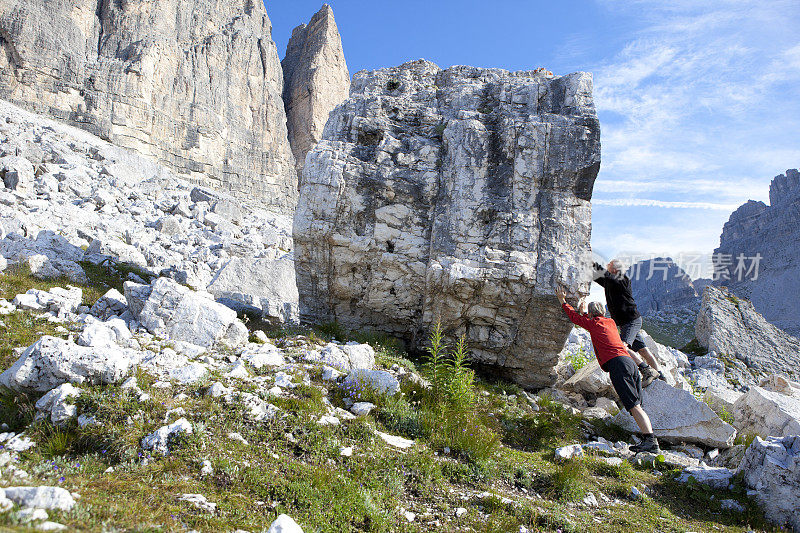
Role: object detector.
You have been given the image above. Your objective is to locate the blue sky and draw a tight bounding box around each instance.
[267,0,800,278]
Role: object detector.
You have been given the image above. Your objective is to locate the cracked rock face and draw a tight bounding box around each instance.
[0,0,296,210]
[696,285,800,381]
[294,60,600,388]
[738,435,800,531]
[282,4,350,173]
[714,169,800,336]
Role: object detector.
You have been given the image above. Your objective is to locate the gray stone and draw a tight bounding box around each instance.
[282,4,350,173]
[206,256,299,324]
[555,444,584,461]
[732,386,800,438]
[713,169,800,337]
[239,344,285,369]
[267,514,304,533]
[2,486,75,511]
[179,493,216,514]
[305,342,375,371]
[0,230,86,284]
[155,216,184,237]
[78,318,133,348]
[84,237,148,269]
[141,418,193,456]
[89,289,128,320]
[134,277,248,348]
[677,465,736,489]
[0,0,296,210]
[12,287,82,316]
[612,379,736,448]
[0,155,34,191]
[563,359,614,397]
[350,402,376,416]
[123,281,152,318]
[344,369,400,396]
[0,336,138,392]
[295,60,600,388]
[720,499,745,513]
[738,435,800,530]
[35,383,81,425]
[696,286,800,381]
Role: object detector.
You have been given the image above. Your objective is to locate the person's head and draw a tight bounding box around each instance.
[587,301,606,317]
[606,258,625,274]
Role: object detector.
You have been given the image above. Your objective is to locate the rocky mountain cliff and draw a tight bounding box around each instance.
[0,0,297,211]
[714,168,800,336]
[627,257,708,346]
[294,60,601,388]
[628,257,702,314]
[696,285,800,380]
[282,4,350,174]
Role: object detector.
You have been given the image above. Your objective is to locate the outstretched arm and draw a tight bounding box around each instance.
[556,288,594,330]
[592,262,608,287]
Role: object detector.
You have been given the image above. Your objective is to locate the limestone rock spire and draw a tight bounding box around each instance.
[282,4,351,174]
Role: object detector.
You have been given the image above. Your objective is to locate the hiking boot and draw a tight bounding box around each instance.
[630,434,661,454]
[657,371,667,382]
[638,363,657,388]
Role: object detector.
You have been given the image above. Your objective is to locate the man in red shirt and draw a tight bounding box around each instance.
[556,287,660,454]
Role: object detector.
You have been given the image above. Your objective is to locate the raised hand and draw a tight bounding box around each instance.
[555,286,567,303]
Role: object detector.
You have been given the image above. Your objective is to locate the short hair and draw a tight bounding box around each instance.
[610,258,625,272]
[587,302,606,317]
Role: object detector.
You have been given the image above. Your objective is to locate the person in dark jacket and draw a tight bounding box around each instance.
[556,287,660,453]
[592,259,666,387]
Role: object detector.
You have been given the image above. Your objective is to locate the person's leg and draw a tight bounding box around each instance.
[629,405,653,434]
[636,346,662,373]
[622,318,663,382]
[626,347,644,365]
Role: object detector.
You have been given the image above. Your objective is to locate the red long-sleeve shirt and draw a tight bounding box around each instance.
[561,302,631,368]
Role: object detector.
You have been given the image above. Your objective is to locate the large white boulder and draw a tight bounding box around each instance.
[612,379,736,448]
[732,386,800,438]
[134,277,248,348]
[562,359,614,397]
[3,486,75,511]
[738,435,800,530]
[0,336,139,392]
[206,256,299,324]
[304,342,375,371]
[344,369,400,396]
[12,287,82,316]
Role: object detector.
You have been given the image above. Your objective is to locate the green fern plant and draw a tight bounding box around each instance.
[445,335,476,412]
[423,322,449,402]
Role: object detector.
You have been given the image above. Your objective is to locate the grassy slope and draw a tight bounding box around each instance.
[0,269,776,532]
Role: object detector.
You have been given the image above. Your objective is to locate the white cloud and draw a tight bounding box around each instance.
[586,0,800,257]
[593,198,739,210]
[593,178,766,200]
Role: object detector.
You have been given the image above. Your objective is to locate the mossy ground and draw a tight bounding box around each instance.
[0,271,777,532]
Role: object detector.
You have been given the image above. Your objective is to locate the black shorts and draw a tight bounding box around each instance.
[602,356,642,411]
[619,316,647,352]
